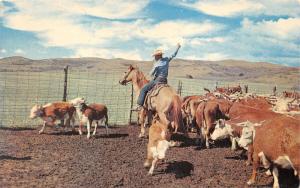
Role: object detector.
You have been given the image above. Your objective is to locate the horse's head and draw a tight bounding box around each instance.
[29,104,43,119]
[119,65,136,85]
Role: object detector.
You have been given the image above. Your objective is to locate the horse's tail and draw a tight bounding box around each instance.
[172,95,186,134]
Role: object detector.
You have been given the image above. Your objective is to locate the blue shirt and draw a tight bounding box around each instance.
[149,46,180,79]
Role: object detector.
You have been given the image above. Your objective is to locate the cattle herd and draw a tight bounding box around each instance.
[29,86,300,188]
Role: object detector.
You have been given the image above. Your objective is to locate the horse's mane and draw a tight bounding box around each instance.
[133,67,149,88]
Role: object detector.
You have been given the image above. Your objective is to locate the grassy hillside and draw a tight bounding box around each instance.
[0,56,299,89]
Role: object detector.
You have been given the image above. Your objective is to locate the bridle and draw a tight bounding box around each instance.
[120,68,134,85]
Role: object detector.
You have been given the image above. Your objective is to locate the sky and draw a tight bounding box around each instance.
[0,0,300,66]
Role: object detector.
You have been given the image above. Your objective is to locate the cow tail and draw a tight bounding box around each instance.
[172,95,186,134]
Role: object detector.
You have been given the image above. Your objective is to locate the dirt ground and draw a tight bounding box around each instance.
[0,125,298,188]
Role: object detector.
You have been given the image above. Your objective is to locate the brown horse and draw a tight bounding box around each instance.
[119,65,185,138]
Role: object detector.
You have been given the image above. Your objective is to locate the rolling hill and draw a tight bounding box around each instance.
[0,56,299,89]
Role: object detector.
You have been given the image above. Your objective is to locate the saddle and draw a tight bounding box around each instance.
[144,83,170,110]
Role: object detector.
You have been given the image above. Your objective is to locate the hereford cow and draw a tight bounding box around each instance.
[29,102,76,134]
[144,118,172,175]
[228,85,242,95]
[195,101,229,148]
[181,95,205,131]
[211,103,281,152]
[247,116,300,188]
[78,103,109,139]
[69,97,109,138]
[282,91,300,99]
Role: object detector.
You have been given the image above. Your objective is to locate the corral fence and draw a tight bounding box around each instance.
[0,67,293,128]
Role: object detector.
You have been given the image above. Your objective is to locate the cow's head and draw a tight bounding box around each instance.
[29,104,43,119]
[237,122,255,149]
[69,97,85,106]
[210,121,231,140]
[119,65,136,85]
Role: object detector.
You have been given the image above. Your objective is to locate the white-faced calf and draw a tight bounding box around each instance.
[78,103,109,139]
[144,119,172,175]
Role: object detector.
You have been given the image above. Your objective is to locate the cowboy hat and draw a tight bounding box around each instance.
[152,49,163,56]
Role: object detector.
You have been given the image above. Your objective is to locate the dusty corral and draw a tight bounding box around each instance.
[0,125,298,188]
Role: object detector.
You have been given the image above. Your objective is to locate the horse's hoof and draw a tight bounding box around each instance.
[87,135,91,139]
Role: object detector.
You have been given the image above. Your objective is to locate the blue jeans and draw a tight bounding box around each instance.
[137,77,167,106]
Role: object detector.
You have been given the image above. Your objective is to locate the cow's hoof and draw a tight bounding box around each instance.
[247,179,255,185]
[195,139,201,145]
[87,135,91,139]
[93,132,96,136]
[246,161,251,166]
[144,160,151,168]
[38,131,43,134]
[79,131,82,135]
[265,170,272,176]
[169,141,180,147]
[138,133,145,138]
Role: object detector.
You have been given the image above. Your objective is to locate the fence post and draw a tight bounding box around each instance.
[63,66,69,102]
[177,80,182,96]
[128,84,134,125]
[273,85,277,96]
[61,66,68,126]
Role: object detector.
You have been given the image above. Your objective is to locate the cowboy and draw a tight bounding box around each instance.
[135,43,181,110]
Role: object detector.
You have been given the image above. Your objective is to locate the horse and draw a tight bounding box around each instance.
[119,65,185,138]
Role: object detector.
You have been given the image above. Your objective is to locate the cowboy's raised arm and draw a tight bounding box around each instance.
[169,43,181,61]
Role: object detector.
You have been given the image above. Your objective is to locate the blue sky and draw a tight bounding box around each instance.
[0,0,300,66]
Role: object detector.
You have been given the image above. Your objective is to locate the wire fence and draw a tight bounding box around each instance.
[0,67,294,128]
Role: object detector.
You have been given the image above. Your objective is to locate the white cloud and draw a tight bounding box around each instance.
[5,0,149,19]
[190,37,226,46]
[201,53,229,61]
[184,52,229,61]
[74,48,143,60]
[14,49,25,54]
[138,20,222,45]
[179,0,264,17]
[178,0,300,17]
[241,17,300,41]
[0,49,7,53]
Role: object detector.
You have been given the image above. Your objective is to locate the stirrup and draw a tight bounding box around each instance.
[132,105,143,111]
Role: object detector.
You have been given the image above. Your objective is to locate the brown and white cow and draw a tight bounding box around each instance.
[78,103,109,139]
[211,102,281,151]
[144,118,172,175]
[30,102,76,134]
[195,101,229,148]
[247,116,300,188]
[181,95,205,131]
[282,91,300,99]
[69,97,109,138]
